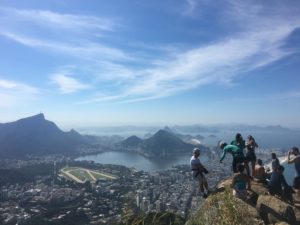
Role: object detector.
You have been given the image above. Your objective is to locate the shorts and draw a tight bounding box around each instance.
[193,172,207,184]
[293,176,300,189]
[232,156,245,173]
[233,189,247,200]
[245,151,256,162]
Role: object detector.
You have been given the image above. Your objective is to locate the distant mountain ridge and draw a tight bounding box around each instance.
[120,135,143,147]
[0,113,87,158]
[119,129,204,157]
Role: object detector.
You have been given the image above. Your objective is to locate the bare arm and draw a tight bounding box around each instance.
[288,151,296,164]
[231,175,236,188]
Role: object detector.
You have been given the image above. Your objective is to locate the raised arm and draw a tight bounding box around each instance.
[288,151,296,164]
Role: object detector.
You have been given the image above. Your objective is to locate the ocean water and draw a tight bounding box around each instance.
[199,130,300,150]
[77,130,300,177]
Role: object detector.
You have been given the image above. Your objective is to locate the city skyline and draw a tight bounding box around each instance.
[1,0,300,128]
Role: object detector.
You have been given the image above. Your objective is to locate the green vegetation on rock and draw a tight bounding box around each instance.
[187,191,260,225]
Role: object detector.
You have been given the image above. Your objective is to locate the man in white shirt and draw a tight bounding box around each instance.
[190,148,209,198]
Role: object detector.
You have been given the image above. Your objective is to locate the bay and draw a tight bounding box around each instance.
[76,151,208,172]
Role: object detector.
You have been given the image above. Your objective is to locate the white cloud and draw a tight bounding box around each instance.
[83,20,299,103]
[0,79,39,108]
[0,7,116,32]
[51,73,92,94]
[184,0,198,15]
[0,79,38,94]
[1,32,130,62]
[1,2,300,104]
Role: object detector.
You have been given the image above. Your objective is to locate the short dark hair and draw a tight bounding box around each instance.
[292,147,299,153]
[257,159,262,165]
[236,133,242,140]
[272,153,277,158]
[237,164,244,173]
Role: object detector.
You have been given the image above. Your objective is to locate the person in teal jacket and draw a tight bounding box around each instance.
[231,133,250,176]
[231,133,246,151]
[219,141,245,173]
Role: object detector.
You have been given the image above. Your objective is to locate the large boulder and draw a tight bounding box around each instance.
[216,178,232,190]
[256,195,297,224]
[186,190,261,225]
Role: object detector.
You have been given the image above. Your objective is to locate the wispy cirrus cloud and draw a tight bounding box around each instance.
[0,7,131,62]
[83,20,300,103]
[1,32,131,62]
[0,78,39,107]
[50,73,92,94]
[0,79,38,94]
[1,1,300,104]
[0,7,116,32]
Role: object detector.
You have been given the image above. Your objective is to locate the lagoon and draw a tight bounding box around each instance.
[76,151,208,172]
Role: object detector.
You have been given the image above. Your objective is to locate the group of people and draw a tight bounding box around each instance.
[190,133,300,201]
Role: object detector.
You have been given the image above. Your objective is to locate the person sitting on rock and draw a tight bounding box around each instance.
[268,165,289,197]
[287,146,300,194]
[231,164,251,200]
[190,148,209,198]
[252,159,267,182]
[219,141,245,173]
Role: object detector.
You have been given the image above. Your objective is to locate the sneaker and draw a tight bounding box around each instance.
[202,193,208,198]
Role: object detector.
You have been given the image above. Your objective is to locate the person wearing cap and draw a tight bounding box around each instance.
[287,146,300,193]
[219,141,245,173]
[190,148,209,198]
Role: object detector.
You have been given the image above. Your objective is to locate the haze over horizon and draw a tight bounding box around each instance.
[1,0,300,127]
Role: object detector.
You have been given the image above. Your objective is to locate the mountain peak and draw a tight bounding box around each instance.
[32,113,45,120]
[20,113,45,122]
[0,114,85,158]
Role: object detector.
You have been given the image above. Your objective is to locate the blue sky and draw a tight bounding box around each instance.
[0,0,300,128]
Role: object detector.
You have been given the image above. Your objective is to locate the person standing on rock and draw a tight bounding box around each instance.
[231,133,250,177]
[245,135,258,176]
[271,153,280,172]
[190,148,209,198]
[231,133,246,151]
[287,147,300,193]
[219,142,245,173]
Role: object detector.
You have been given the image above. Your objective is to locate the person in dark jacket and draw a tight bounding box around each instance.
[268,165,288,197]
